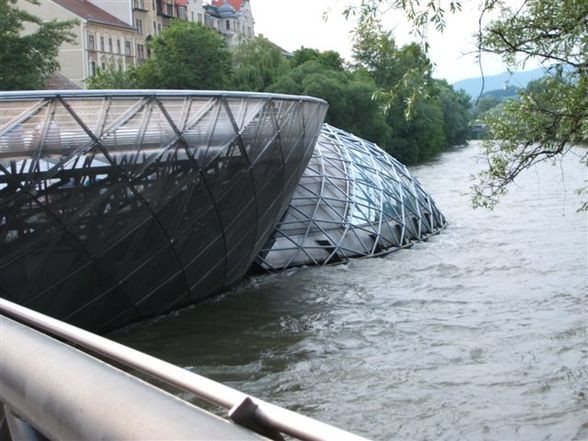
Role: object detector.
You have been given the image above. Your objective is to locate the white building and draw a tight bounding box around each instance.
[17,0,139,87]
[204,0,255,47]
[19,0,256,87]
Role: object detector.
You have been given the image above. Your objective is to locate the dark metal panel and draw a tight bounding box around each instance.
[0,92,328,331]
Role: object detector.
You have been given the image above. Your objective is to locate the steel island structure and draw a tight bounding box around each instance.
[256,125,447,270]
[0,90,327,331]
[1,90,445,331]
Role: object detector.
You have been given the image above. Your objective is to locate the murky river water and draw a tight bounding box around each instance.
[116,142,587,441]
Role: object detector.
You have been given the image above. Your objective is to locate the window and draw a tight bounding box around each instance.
[100,36,104,51]
[157,23,161,33]
[101,62,106,69]
[153,21,157,34]
[137,44,145,60]
[197,13,202,23]
[152,0,155,10]
[135,18,143,34]
[166,3,173,16]
[125,40,132,56]
[178,6,186,19]
[117,39,121,53]
[90,61,97,75]
[226,20,230,30]
[133,0,145,9]
[191,11,194,22]
[108,38,113,52]
[88,34,95,50]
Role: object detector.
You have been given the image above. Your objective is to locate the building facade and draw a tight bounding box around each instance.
[17,0,255,88]
[16,0,138,87]
[204,0,255,47]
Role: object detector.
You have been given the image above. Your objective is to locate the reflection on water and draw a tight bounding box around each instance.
[116,142,587,441]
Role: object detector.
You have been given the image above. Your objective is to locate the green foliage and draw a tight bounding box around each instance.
[135,21,232,90]
[347,0,588,209]
[231,36,288,92]
[351,23,470,163]
[474,70,588,208]
[0,0,75,90]
[268,60,392,147]
[291,47,345,71]
[383,90,450,164]
[436,80,471,146]
[353,20,433,118]
[87,64,137,89]
[343,0,462,40]
[474,0,588,209]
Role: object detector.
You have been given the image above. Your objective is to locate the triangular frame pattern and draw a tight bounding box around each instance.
[0,91,327,331]
[256,124,447,270]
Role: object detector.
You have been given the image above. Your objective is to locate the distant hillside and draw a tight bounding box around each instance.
[480,85,520,100]
[452,68,545,98]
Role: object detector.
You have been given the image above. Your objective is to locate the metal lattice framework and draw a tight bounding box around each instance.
[0,90,327,331]
[256,124,447,270]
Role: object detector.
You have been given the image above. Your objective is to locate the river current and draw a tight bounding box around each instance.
[116,142,587,441]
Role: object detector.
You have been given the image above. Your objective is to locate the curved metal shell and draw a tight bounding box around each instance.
[256,124,447,270]
[0,90,327,331]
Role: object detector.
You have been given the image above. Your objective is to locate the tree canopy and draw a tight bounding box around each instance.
[0,0,75,90]
[136,21,232,90]
[231,36,288,92]
[475,0,588,208]
[268,60,392,147]
[346,0,588,209]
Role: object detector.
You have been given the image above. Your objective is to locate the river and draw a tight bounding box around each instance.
[115,142,587,441]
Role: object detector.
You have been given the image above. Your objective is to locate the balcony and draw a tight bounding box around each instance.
[157,0,175,17]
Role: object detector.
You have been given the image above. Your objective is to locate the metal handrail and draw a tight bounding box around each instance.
[0,298,371,441]
[0,89,328,105]
[0,315,265,441]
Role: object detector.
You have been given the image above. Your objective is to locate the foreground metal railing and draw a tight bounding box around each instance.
[0,298,371,441]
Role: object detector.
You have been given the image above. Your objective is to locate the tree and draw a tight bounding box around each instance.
[353,20,434,119]
[346,0,588,209]
[231,36,288,92]
[474,0,588,208]
[268,60,392,147]
[351,24,471,163]
[291,47,346,71]
[87,64,137,89]
[135,21,233,90]
[436,80,471,146]
[0,0,75,90]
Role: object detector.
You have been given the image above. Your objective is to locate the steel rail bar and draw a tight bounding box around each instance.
[0,298,371,441]
[0,315,265,441]
[0,90,327,105]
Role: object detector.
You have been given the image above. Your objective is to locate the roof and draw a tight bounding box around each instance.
[212,0,244,11]
[52,0,134,29]
[46,72,81,90]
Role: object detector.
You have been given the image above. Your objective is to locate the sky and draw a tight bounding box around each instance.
[251,0,537,84]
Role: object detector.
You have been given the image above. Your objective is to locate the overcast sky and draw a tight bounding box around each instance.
[251,0,537,84]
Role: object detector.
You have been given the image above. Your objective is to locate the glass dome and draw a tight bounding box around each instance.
[256,124,447,270]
